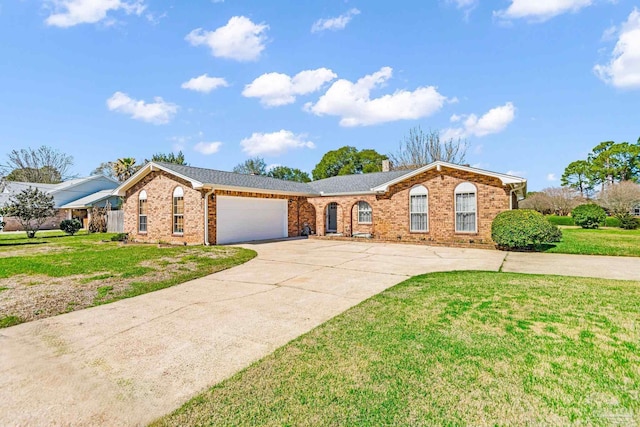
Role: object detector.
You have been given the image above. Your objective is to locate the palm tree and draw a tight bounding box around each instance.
[114,158,139,182]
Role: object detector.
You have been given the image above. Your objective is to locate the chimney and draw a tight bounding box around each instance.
[382,159,390,172]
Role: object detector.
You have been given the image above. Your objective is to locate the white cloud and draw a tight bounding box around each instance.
[181,74,229,93]
[305,67,448,127]
[185,16,268,61]
[242,68,337,107]
[547,173,558,181]
[45,0,145,27]
[311,8,360,33]
[240,130,315,156]
[106,91,178,124]
[442,102,516,140]
[193,141,222,155]
[494,0,593,22]
[594,8,640,89]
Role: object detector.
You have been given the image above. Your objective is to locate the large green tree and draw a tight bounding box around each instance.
[0,187,56,238]
[148,151,187,165]
[233,157,267,175]
[561,160,595,198]
[562,139,640,194]
[312,146,387,180]
[267,166,311,183]
[3,146,73,183]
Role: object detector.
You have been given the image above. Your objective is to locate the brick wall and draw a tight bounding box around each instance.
[124,171,205,245]
[124,178,318,245]
[1,209,68,232]
[307,167,511,245]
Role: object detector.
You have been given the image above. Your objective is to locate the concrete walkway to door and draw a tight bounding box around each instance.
[1,239,639,426]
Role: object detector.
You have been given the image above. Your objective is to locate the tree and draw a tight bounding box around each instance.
[598,181,640,218]
[267,166,311,183]
[561,160,595,199]
[519,187,583,216]
[388,127,468,170]
[148,151,187,165]
[2,146,73,183]
[91,162,117,180]
[0,187,56,238]
[358,149,389,174]
[312,146,388,180]
[113,158,139,182]
[587,140,640,190]
[233,157,267,175]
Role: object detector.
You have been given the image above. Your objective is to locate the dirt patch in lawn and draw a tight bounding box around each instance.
[0,245,73,258]
[0,247,243,324]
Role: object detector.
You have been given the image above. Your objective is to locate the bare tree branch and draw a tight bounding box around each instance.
[388,127,468,170]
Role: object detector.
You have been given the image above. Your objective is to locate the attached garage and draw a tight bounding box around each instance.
[216,196,288,244]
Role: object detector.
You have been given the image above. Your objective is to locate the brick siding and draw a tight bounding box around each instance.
[123,167,512,246]
[123,172,317,245]
[307,166,511,246]
[124,171,205,245]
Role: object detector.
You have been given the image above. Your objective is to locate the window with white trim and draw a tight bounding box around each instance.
[410,185,428,232]
[173,187,184,234]
[455,182,477,233]
[357,201,372,224]
[138,190,148,233]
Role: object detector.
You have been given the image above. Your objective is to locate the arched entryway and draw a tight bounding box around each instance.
[299,202,316,235]
[326,202,339,233]
[350,200,373,237]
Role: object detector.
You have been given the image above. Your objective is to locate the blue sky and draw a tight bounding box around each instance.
[0,0,638,190]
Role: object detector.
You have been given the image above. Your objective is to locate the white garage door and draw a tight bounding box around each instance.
[216,196,288,244]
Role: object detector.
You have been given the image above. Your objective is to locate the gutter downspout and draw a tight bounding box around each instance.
[203,189,214,245]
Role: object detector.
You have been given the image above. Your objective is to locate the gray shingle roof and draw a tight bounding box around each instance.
[309,169,415,194]
[155,162,419,195]
[155,162,319,195]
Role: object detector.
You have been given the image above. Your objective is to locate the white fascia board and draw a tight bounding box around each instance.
[209,184,317,197]
[371,161,527,192]
[113,162,204,196]
[318,190,380,197]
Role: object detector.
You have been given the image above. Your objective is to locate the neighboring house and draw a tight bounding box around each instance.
[0,175,120,231]
[114,161,526,246]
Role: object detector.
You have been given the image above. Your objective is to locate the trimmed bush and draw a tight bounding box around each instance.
[546,215,574,226]
[605,217,621,227]
[571,204,606,229]
[492,210,562,251]
[60,219,82,235]
[617,214,640,230]
[110,233,129,242]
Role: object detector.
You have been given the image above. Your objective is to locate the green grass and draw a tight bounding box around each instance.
[154,271,640,426]
[542,227,640,257]
[0,232,256,326]
[546,215,621,227]
[0,315,23,328]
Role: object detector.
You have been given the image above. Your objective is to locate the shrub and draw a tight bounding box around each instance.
[617,214,639,230]
[492,210,562,251]
[571,204,606,229]
[110,233,129,242]
[605,217,621,227]
[546,215,574,226]
[60,219,82,235]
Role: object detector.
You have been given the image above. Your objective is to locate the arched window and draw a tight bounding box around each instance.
[409,185,428,232]
[173,187,184,234]
[455,182,477,233]
[357,201,372,224]
[138,190,148,233]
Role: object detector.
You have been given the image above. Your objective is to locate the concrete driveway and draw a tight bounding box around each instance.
[2,239,640,426]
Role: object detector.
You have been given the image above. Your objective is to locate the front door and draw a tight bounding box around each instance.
[326,203,338,233]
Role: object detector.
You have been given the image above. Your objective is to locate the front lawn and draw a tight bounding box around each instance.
[154,271,640,426]
[542,226,640,257]
[0,232,255,327]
